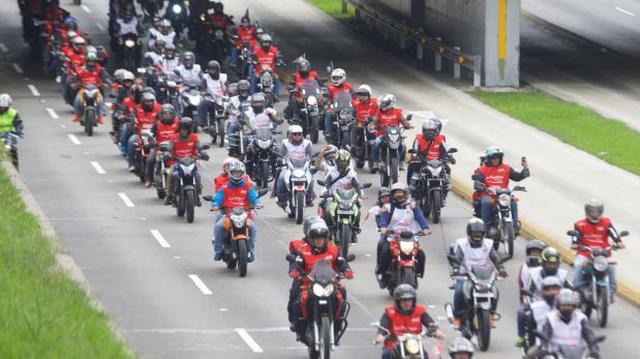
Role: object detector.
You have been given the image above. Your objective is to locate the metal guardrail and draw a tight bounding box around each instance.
[342,0,482,87]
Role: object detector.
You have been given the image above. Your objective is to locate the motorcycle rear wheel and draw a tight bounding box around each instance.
[310,118,319,144]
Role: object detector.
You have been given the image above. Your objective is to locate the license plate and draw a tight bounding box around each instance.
[474,292,494,298]
[318,300,328,305]
[294,185,305,191]
[337,210,353,215]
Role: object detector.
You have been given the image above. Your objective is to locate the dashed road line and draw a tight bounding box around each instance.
[0,43,8,53]
[90,161,106,174]
[615,6,635,16]
[46,107,59,120]
[96,23,105,31]
[67,134,82,145]
[12,63,23,74]
[27,84,40,96]
[235,328,264,353]
[81,4,91,13]
[150,229,171,248]
[188,274,213,295]
[117,192,135,207]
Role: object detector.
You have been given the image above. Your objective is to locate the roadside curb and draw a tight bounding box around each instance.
[448,175,640,308]
[0,159,133,355]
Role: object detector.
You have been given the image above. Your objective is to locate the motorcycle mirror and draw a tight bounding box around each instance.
[513,186,527,192]
[200,145,211,150]
[620,230,629,237]
[534,331,550,343]
[317,179,326,186]
[406,114,413,121]
[346,254,356,262]
[448,147,458,154]
[362,183,372,189]
[202,195,214,202]
[285,254,295,262]
[257,188,269,198]
[567,230,580,237]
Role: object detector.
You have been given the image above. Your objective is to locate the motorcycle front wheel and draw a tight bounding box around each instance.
[185,190,195,223]
[431,190,442,224]
[597,287,609,328]
[296,191,304,224]
[476,309,492,351]
[84,108,95,137]
[238,239,248,277]
[320,316,332,359]
[337,224,351,259]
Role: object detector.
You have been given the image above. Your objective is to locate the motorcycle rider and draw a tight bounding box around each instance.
[364,187,391,227]
[149,19,178,48]
[228,79,252,114]
[251,34,282,98]
[374,284,445,359]
[174,51,203,85]
[408,119,455,199]
[376,182,429,287]
[211,161,259,262]
[288,57,320,101]
[146,104,180,187]
[323,68,353,139]
[71,52,109,124]
[207,2,233,30]
[450,218,507,327]
[214,157,244,192]
[538,289,600,358]
[519,240,546,303]
[144,38,165,68]
[571,198,625,298]
[313,144,341,173]
[165,117,209,205]
[274,125,316,208]
[371,94,412,171]
[473,146,530,231]
[448,336,475,359]
[197,60,228,129]
[515,276,562,348]
[288,221,353,344]
[527,247,571,301]
[231,13,255,66]
[126,92,161,173]
[352,84,377,151]
[0,94,24,136]
[158,43,181,75]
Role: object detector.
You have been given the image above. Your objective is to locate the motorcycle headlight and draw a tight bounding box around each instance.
[306,95,317,106]
[399,240,414,255]
[429,166,442,177]
[180,163,195,175]
[593,256,609,272]
[388,134,399,142]
[498,193,511,207]
[405,339,420,355]
[312,283,335,297]
[230,213,247,228]
[189,95,202,106]
[338,201,352,210]
[125,39,135,48]
[292,169,306,178]
[257,139,272,149]
[172,4,182,14]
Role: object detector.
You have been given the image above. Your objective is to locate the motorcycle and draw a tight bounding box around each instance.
[300,259,350,359]
[1,132,21,170]
[177,82,203,132]
[283,158,313,224]
[532,331,605,359]
[445,259,504,352]
[382,231,423,295]
[202,27,228,67]
[133,129,155,182]
[79,84,101,137]
[318,180,371,259]
[378,125,404,187]
[409,148,457,224]
[202,94,228,146]
[475,185,526,258]
[234,39,254,79]
[373,323,440,359]
[172,148,209,223]
[568,230,628,328]
[328,92,354,149]
[257,69,277,106]
[154,141,172,199]
[353,117,376,172]
[248,127,277,190]
[290,79,322,144]
[165,0,189,34]
[225,106,249,160]
[117,32,140,72]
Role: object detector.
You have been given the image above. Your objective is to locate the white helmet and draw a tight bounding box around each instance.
[122,71,135,81]
[331,68,346,86]
[356,84,372,96]
[378,93,397,112]
[288,125,303,135]
[0,94,12,108]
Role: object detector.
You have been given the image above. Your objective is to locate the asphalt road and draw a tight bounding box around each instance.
[2,0,640,358]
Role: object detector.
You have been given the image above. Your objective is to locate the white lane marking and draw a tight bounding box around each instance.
[96,23,105,31]
[0,43,8,52]
[81,4,91,13]
[90,161,106,174]
[615,6,635,16]
[12,63,23,74]
[235,328,264,353]
[60,124,66,128]
[46,108,59,120]
[67,134,82,145]
[27,84,40,96]
[188,274,213,295]
[117,192,135,207]
[150,229,171,248]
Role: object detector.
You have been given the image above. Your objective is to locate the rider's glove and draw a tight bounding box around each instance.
[200,152,210,161]
[344,270,354,280]
[289,270,300,279]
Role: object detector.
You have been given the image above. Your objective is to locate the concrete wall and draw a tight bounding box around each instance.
[374,0,520,87]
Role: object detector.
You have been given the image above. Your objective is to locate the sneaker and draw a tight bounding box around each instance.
[196,196,202,207]
[248,251,255,263]
[376,274,385,289]
[276,200,286,209]
[72,114,81,122]
[144,181,152,188]
[515,336,525,348]
[491,314,499,328]
[98,116,105,124]
[453,318,462,329]
[128,166,136,173]
[214,252,224,261]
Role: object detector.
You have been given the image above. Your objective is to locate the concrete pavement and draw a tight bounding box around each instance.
[2,0,640,358]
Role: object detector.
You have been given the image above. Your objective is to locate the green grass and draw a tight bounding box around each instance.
[0,165,132,358]
[472,90,640,175]
[307,0,356,20]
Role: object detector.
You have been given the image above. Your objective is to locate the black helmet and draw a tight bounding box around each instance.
[378,187,391,199]
[207,60,221,76]
[178,117,193,134]
[308,222,330,254]
[159,104,176,124]
[335,149,351,174]
[526,240,546,267]
[237,80,250,97]
[584,198,604,223]
[466,218,485,246]
[141,92,156,112]
[541,247,560,276]
[303,216,324,239]
[448,336,474,358]
[297,58,311,74]
[393,284,417,315]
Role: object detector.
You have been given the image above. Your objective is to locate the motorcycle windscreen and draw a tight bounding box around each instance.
[471,264,495,281]
[333,92,352,111]
[301,79,320,98]
[255,127,273,140]
[310,260,337,286]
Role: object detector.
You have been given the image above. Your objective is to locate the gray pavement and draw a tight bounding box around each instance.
[1,0,640,358]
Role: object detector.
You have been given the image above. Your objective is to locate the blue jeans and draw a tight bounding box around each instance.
[372,137,383,161]
[213,214,257,255]
[197,97,215,128]
[119,123,132,155]
[453,279,466,318]
[480,196,518,228]
[126,134,139,167]
[381,349,392,359]
[230,47,239,66]
[573,254,617,292]
[73,90,105,117]
[250,71,280,97]
[517,307,527,337]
